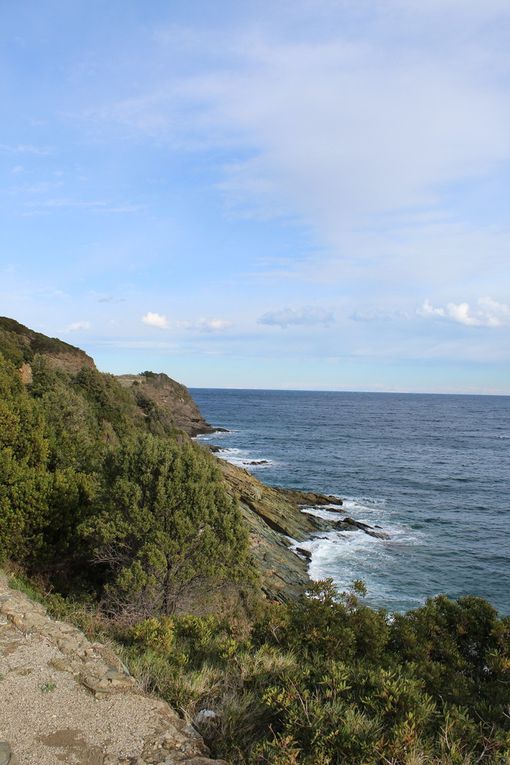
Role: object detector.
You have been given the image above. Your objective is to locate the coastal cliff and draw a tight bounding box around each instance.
[0,316,385,604]
[217,460,340,600]
[0,316,95,374]
[117,372,215,437]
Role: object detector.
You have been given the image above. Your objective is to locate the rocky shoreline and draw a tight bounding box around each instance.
[1,315,389,606]
[210,454,390,601]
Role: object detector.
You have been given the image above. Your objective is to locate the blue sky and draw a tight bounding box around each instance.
[1,0,509,393]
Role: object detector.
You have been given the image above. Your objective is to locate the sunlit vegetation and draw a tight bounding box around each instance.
[1,335,509,764]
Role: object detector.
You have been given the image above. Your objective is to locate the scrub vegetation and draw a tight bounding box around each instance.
[0,321,509,765]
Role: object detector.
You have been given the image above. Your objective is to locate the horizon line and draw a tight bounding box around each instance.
[188,385,510,397]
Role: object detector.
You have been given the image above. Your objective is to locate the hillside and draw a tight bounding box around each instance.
[0,316,355,602]
[117,372,215,437]
[0,316,95,374]
[1,318,509,765]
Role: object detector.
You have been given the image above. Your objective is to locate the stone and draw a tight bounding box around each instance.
[193,709,218,727]
[0,741,17,765]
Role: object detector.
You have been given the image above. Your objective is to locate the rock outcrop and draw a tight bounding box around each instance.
[0,575,223,765]
[215,460,391,600]
[217,460,343,600]
[117,373,215,437]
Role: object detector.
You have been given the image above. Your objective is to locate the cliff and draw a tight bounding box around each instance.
[117,372,215,437]
[0,316,383,604]
[0,318,213,438]
[217,460,342,600]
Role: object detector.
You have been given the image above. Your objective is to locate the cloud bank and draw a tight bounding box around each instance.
[419,298,510,327]
[142,314,232,332]
[65,321,91,332]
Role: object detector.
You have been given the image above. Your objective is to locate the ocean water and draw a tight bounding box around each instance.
[191,389,510,615]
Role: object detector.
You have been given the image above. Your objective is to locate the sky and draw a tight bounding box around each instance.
[1,0,509,394]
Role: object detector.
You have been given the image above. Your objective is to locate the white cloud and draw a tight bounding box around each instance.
[142,312,169,329]
[418,298,510,327]
[141,314,232,332]
[82,7,510,308]
[259,306,334,328]
[97,19,510,225]
[196,318,232,332]
[350,308,410,322]
[177,317,233,332]
[65,321,91,332]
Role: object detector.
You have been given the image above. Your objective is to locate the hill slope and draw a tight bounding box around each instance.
[0,317,357,603]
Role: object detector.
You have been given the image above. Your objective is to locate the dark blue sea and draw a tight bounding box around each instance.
[191,389,510,615]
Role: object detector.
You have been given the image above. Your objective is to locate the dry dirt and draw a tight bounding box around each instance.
[0,575,224,765]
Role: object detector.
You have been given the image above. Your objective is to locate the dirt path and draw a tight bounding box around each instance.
[0,575,224,765]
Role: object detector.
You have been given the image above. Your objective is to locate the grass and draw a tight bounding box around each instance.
[40,682,56,693]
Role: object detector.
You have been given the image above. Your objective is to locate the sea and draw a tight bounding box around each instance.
[191,389,510,615]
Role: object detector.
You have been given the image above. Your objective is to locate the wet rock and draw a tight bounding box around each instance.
[295,547,312,561]
[342,517,390,539]
[365,528,390,540]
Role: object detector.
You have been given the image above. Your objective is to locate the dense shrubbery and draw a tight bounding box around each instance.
[0,351,252,607]
[1,345,509,765]
[117,581,510,765]
[83,434,253,617]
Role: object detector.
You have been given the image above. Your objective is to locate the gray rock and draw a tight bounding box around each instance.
[0,741,17,765]
[194,709,218,727]
[295,547,312,561]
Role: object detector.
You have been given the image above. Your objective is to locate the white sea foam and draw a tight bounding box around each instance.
[294,496,424,609]
[216,447,276,470]
[194,429,236,442]
[301,506,345,521]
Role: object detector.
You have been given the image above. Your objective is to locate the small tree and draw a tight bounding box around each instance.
[84,434,251,618]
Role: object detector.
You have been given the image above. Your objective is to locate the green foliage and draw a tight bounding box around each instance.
[40,681,57,693]
[0,328,27,366]
[73,366,139,441]
[84,434,252,617]
[114,582,510,765]
[0,345,252,605]
[1,319,509,765]
[0,316,88,363]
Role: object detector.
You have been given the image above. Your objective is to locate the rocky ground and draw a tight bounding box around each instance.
[0,575,223,765]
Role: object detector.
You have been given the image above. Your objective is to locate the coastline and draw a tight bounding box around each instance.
[197,435,391,601]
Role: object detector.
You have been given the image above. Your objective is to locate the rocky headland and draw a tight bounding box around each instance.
[0,315,389,603]
[214,459,389,601]
[116,372,216,437]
